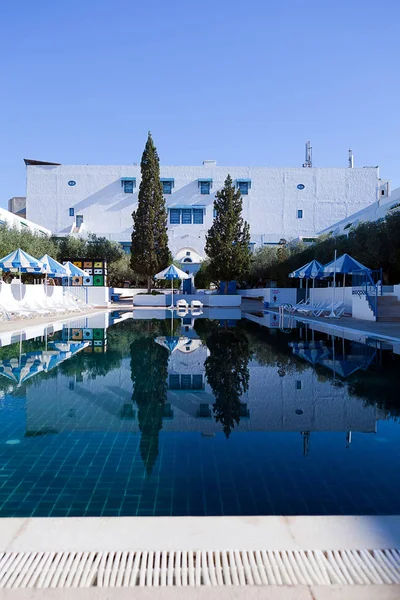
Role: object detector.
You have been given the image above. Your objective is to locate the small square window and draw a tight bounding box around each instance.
[170,209,181,224]
[182,209,192,224]
[162,180,173,194]
[297,209,303,219]
[122,179,135,193]
[186,251,190,256]
[238,181,249,195]
[200,181,211,195]
[296,380,302,390]
[69,208,74,217]
[193,209,203,224]
[381,190,385,195]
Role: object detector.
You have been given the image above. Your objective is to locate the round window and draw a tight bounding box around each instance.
[297,184,305,190]
[68,180,76,186]
[295,409,304,415]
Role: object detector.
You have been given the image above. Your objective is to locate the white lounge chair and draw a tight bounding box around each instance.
[176,299,189,310]
[190,299,203,310]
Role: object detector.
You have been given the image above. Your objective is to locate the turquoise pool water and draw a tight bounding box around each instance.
[0,310,399,517]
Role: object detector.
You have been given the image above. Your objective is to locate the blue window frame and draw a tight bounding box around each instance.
[170,209,181,224]
[297,209,303,219]
[193,209,203,224]
[296,380,302,390]
[76,215,83,227]
[161,179,174,194]
[200,181,211,194]
[121,178,136,193]
[69,208,74,217]
[236,179,251,195]
[182,209,192,224]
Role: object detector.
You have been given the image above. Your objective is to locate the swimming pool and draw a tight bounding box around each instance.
[0,310,399,517]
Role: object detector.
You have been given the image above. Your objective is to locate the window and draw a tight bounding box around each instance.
[69,208,74,217]
[121,178,136,193]
[76,215,83,227]
[161,179,174,194]
[170,209,181,224]
[182,209,192,224]
[181,375,191,389]
[296,380,302,390]
[297,209,303,219]
[192,375,203,390]
[169,208,204,224]
[238,181,249,195]
[236,179,251,195]
[169,374,180,389]
[193,209,203,224]
[199,180,212,194]
[381,190,385,196]
[186,251,190,256]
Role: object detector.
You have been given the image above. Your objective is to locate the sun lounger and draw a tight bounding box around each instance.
[176,299,189,309]
[190,300,203,310]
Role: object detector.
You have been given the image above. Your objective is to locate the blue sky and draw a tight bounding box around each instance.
[1,0,399,208]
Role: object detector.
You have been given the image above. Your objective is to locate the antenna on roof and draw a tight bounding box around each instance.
[302,141,312,168]
[348,149,354,168]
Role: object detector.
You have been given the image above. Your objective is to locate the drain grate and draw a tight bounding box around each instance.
[1,549,400,588]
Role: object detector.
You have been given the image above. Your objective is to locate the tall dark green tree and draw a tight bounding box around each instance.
[205,175,251,294]
[203,325,251,438]
[131,132,171,292]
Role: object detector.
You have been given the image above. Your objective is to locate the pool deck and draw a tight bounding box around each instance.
[267,309,400,344]
[0,308,108,333]
[1,516,400,597]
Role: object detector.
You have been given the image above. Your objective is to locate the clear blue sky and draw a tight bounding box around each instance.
[1,0,399,208]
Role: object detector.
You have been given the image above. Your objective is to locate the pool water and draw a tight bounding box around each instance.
[0,311,400,517]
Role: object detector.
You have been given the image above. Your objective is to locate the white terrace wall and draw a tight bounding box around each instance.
[238,288,297,306]
[310,286,353,314]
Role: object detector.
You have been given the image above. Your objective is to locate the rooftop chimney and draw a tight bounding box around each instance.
[202,160,217,166]
[302,141,312,168]
[348,149,354,168]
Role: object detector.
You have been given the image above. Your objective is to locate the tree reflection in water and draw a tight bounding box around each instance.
[130,326,169,476]
[201,323,251,438]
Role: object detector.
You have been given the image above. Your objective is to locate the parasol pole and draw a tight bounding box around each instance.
[328,250,338,318]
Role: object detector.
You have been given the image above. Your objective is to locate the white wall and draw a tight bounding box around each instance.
[238,287,297,306]
[26,163,380,259]
[0,207,51,236]
[310,286,353,314]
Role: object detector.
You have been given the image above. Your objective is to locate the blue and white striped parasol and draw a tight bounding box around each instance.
[289,259,323,299]
[0,249,46,273]
[154,264,191,309]
[39,254,70,277]
[63,261,87,277]
[289,259,323,280]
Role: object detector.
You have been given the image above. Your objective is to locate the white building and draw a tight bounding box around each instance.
[318,185,400,237]
[0,206,50,237]
[25,157,388,268]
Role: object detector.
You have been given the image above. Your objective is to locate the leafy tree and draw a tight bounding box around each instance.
[248,246,278,286]
[55,234,124,264]
[107,254,141,287]
[131,133,171,292]
[193,259,216,289]
[130,324,170,476]
[0,224,58,263]
[203,325,251,438]
[205,175,251,294]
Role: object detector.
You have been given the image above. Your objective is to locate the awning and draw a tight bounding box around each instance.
[168,204,206,210]
[120,177,136,181]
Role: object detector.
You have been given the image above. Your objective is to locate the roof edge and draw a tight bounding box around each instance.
[24,159,61,166]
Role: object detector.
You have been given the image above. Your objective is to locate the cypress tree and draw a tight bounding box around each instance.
[131,132,171,292]
[205,175,251,294]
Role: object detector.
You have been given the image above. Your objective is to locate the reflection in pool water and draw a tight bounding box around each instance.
[0,311,400,517]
